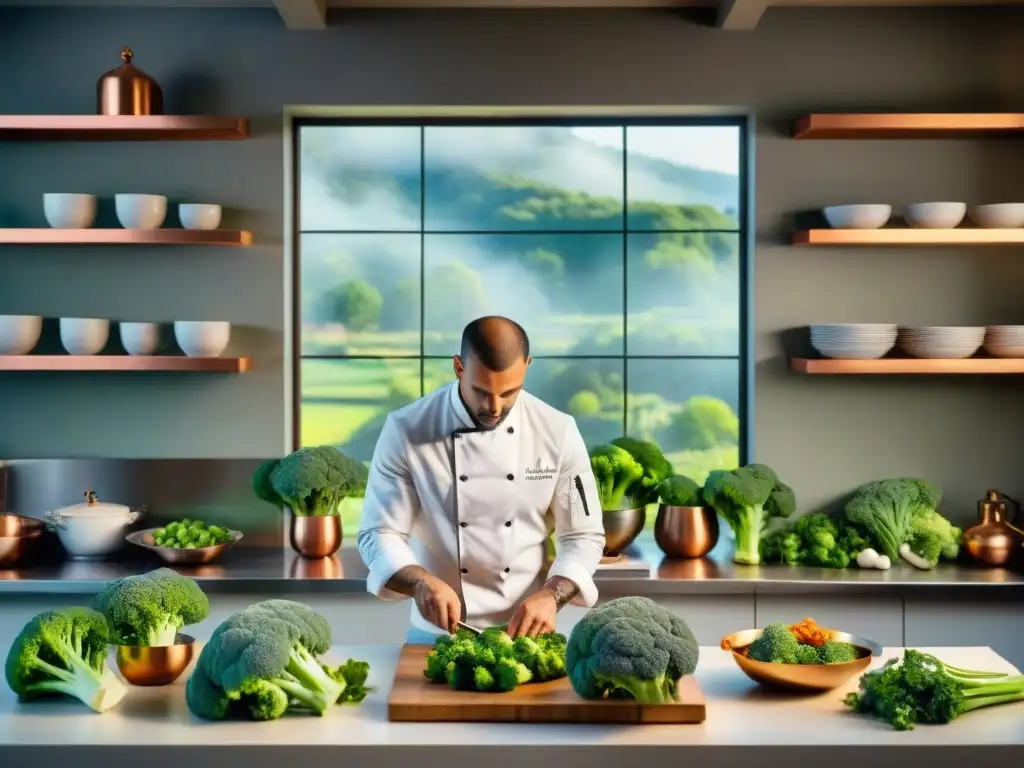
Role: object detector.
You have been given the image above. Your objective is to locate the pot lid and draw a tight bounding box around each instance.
[56,489,130,517]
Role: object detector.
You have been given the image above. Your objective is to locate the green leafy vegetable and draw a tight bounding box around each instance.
[255,445,369,517]
[152,519,234,550]
[423,626,567,692]
[702,463,795,565]
[656,474,702,507]
[906,509,962,567]
[93,567,210,647]
[609,437,674,507]
[588,444,644,511]
[843,477,942,562]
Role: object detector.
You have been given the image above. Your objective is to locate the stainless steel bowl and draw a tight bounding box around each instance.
[125,527,242,565]
[721,627,883,692]
[602,507,645,555]
[0,514,45,568]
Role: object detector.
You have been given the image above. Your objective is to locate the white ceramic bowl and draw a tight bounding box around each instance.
[119,322,161,356]
[43,193,97,229]
[174,321,231,358]
[179,203,222,231]
[0,315,43,355]
[115,194,167,230]
[968,204,1024,229]
[822,205,892,230]
[60,318,110,356]
[904,202,966,229]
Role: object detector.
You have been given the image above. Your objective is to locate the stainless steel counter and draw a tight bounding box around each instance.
[1,534,1020,597]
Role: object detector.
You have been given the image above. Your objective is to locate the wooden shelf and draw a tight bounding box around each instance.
[0,229,252,246]
[792,228,1024,246]
[0,115,249,141]
[793,113,1024,139]
[791,357,1024,375]
[0,356,251,373]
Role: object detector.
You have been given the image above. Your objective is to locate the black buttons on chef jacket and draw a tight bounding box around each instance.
[459,474,468,482]
[507,426,514,434]
[504,567,510,573]
[505,521,512,527]
[460,522,467,528]
[461,568,468,574]
[506,473,514,481]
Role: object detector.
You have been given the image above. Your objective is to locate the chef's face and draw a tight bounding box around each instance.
[453,353,531,429]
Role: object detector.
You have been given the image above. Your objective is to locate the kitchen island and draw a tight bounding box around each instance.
[0,645,1020,768]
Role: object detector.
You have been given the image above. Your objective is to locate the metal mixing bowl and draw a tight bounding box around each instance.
[116,633,196,686]
[721,627,882,692]
[0,514,45,568]
[602,506,646,555]
[125,527,242,565]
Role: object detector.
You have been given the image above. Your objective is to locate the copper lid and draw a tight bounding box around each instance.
[96,46,163,116]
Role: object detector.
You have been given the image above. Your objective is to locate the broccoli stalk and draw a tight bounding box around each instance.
[589,444,644,511]
[274,644,345,713]
[703,464,793,565]
[5,608,127,713]
[600,673,678,704]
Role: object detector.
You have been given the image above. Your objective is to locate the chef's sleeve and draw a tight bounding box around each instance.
[546,416,606,607]
[356,413,423,601]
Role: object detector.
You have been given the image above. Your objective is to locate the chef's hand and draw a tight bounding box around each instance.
[414,573,463,633]
[508,589,557,638]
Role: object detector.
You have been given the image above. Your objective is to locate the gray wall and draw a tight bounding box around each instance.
[1,5,1023,519]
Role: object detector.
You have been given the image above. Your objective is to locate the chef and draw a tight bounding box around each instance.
[357,316,606,641]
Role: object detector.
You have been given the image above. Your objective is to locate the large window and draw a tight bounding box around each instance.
[293,116,749,535]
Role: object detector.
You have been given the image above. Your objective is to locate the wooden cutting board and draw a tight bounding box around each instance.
[387,643,706,724]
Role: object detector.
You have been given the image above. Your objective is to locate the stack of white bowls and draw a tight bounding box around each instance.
[898,326,985,359]
[810,324,898,359]
[983,326,1024,358]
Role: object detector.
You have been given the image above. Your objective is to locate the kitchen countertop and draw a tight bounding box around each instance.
[0,645,1020,767]
[0,534,1021,597]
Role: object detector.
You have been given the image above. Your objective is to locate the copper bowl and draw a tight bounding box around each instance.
[290,514,342,559]
[0,515,45,568]
[116,633,195,686]
[602,507,645,556]
[126,528,242,565]
[720,627,882,692]
[654,505,719,558]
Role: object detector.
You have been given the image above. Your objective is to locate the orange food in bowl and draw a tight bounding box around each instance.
[787,617,833,648]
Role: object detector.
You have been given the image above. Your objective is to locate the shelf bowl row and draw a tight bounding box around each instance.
[810,324,1024,360]
[823,202,1024,230]
[0,316,231,358]
[44,193,221,231]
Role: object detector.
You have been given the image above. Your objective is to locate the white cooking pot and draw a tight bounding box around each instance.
[44,489,146,560]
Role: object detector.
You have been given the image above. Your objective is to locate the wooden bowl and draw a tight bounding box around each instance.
[720,627,881,692]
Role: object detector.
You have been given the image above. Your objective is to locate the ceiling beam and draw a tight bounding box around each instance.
[716,0,769,29]
[273,0,327,29]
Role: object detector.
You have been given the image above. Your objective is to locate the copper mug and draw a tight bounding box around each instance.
[289,514,342,559]
[654,505,719,558]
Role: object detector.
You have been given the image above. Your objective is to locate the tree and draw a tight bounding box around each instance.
[323,279,383,332]
[567,390,601,417]
[670,396,739,451]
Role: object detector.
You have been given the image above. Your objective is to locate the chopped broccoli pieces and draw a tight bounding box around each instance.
[819,641,858,665]
[423,626,566,692]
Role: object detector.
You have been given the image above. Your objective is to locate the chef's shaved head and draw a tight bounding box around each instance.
[460,316,530,372]
[455,316,532,429]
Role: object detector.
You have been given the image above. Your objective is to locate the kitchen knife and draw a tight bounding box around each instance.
[455,621,482,635]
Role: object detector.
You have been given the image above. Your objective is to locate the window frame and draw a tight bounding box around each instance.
[284,108,754,463]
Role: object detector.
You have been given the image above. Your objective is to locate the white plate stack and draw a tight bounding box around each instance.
[983,326,1024,358]
[810,324,898,359]
[898,326,985,359]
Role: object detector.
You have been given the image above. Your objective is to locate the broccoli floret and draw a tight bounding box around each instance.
[262,445,369,517]
[185,599,366,720]
[566,596,699,704]
[794,514,850,569]
[747,623,800,664]
[907,509,962,567]
[760,527,802,564]
[795,644,823,665]
[93,567,210,647]
[844,478,942,562]
[819,641,858,665]
[845,649,1024,730]
[422,626,564,692]
[322,658,372,703]
[656,474,703,507]
[5,608,128,713]
[589,444,644,511]
[609,437,675,507]
[703,464,793,565]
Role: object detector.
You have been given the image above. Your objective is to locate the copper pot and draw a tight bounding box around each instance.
[97,46,163,116]
[0,515,45,568]
[654,505,719,558]
[289,514,342,559]
[963,489,1022,568]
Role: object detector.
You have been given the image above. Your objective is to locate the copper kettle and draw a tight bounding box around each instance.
[962,489,1022,567]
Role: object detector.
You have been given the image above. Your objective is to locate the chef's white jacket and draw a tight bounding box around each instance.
[357,380,606,635]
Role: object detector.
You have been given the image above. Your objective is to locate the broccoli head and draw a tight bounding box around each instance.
[609,437,675,507]
[266,445,369,517]
[93,567,210,647]
[819,641,858,665]
[185,599,368,720]
[589,444,644,511]
[656,474,703,507]
[5,607,127,713]
[323,658,372,703]
[747,623,800,664]
[703,464,793,565]
[252,458,283,509]
[795,644,823,664]
[907,509,962,567]
[843,477,942,561]
[566,596,699,704]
